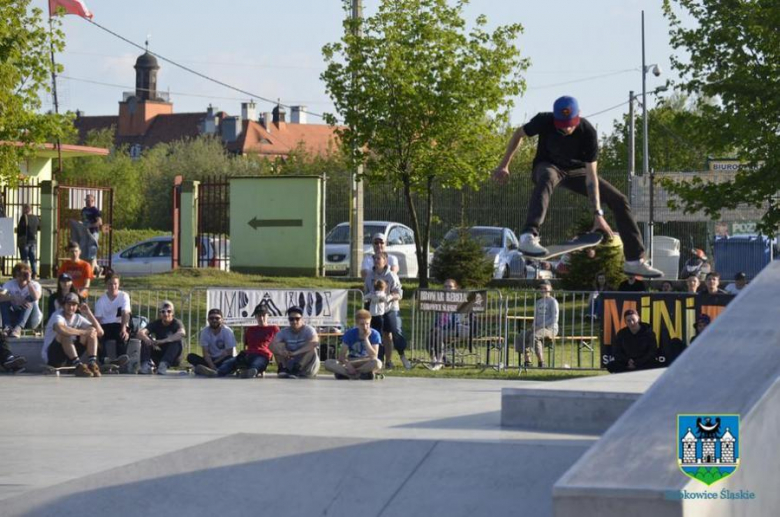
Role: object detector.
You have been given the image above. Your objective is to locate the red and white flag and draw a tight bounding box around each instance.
[49,0,93,19]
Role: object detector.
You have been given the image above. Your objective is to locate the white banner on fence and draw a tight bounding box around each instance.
[206,288,350,327]
[0,218,15,256]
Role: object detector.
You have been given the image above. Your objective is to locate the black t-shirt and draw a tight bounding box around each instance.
[619,280,647,292]
[146,318,184,342]
[523,113,598,171]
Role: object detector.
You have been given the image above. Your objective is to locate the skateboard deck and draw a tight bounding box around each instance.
[525,232,603,261]
[42,364,120,376]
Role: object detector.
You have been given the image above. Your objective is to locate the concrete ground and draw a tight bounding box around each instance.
[0,374,598,517]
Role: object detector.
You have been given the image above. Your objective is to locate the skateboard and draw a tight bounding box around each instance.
[524,232,603,262]
[42,364,120,376]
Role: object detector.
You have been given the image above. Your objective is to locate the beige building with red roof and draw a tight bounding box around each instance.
[74,51,340,159]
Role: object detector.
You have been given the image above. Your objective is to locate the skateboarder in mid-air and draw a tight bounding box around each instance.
[492,96,662,278]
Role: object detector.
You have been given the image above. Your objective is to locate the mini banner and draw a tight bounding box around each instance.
[599,292,734,368]
[207,288,350,327]
[417,289,487,314]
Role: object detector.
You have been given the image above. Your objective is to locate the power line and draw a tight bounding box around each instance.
[585,100,630,118]
[527,69,635,90]
[85,18,327,120]
[64,50,324,71]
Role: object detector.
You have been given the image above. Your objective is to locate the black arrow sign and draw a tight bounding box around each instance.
[248,217,303,229]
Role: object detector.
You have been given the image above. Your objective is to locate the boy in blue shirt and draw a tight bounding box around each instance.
[324,309,382,380]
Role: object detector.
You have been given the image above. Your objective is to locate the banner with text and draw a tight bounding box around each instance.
[417,289,487,314]
[599,292,734,368]
[207,288,350,327]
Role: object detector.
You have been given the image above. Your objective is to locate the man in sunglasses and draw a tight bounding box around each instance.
[492,96,661,279]
[188,308,237,377]
[270,306,320,379]
[360,232,399,279]
[138,300,186,375]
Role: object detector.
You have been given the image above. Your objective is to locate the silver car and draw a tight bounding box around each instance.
[438,226,522,279]
[110,236,230,276]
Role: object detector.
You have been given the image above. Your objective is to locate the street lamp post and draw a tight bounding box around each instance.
[641,10,662,266]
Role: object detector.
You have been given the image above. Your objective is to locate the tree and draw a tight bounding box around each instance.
[0,0,72,183]
[599,94,727,173]
[661,0,780,235]
[322,0,528,286]
[430,228,494,287]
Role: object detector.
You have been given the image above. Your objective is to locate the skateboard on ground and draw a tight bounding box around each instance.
[524,232,603,262]
[42,364,120,376]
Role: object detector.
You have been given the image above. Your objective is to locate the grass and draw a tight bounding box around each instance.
[119,269,608,381]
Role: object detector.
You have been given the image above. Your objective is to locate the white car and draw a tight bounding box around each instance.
[110,236,230,276]
[324,221,419,278]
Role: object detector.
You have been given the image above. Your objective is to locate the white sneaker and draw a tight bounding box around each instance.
[157,362,168,375]
[624,260,663,278]
[400,355,412,370]
[519,233,548,257]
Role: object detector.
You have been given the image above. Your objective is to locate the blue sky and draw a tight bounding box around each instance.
[38,0,687,137]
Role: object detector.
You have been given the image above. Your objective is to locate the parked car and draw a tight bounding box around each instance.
[324,221,419,277]
[110,236,230,276]
[437,226,522,279]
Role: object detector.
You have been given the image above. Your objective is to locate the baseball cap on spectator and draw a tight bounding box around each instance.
[539,280,552,289]
[63,292,80,304]
[252,304,269,317]
[697,314,711,325]
[287,306,304,317]
[734,272,746,281]
[159,300,174,311]
[58,272,73,282]
[207,308,222,317]
[553,96,580,129]
[372,233,386,243]
[623,309,638,318]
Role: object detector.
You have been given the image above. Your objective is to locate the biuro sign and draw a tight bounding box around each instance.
[599,293,733,368]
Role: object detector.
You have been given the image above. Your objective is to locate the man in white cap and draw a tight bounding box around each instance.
[137,300,186,374]
[360,232,399,279]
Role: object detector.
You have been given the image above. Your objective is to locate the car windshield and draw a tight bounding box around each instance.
[444,228,503,248]
[326,224,387,245]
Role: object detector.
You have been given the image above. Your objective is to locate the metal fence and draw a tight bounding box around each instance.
[1,178,41,276]
[408,289,508,370]
[28,285,606,373]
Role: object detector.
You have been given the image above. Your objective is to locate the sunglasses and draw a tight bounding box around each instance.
[208,317,221,321]
[288,316,302,322]
[159,309,173,314]
[373,241,384,245]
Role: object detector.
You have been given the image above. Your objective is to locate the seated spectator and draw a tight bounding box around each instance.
[188,308,237,377]
[324,309,382,380]
[227,304,279,379]
[270,306,320,379]
[588,271,612,320]
[618,275,647,292]
[427,278,462,370]
[93,272,131,366]
[364,252,410,369]
[685,275,701,294]
[660,280,674,292]
[48,273,80,320]
[138,300,186,375]
[607,309,659,373]
[360,232,400,279]
[724,272,747,295]
[515,280,559,368]
[690,314,711,344]
[703,272,727,295]
[0,332,26,372]
[1,262,43,338]
[59,241,94,298]
[41,293,104,377]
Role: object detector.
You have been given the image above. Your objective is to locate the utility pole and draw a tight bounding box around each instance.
[628,90,635,206]
[349,0,365,278]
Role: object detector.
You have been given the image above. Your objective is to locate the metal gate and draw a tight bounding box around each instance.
[55,183,114,274]
[197,175,230,271]
[1,179,41,276]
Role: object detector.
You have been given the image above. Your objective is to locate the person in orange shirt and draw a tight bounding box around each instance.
[59,241,94,298]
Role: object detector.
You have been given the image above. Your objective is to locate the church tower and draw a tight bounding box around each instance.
[118,49,173,137]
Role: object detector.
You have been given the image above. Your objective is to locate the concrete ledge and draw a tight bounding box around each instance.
[7,338,45,372]
[501,370,661,434]
[553,261,780,517]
